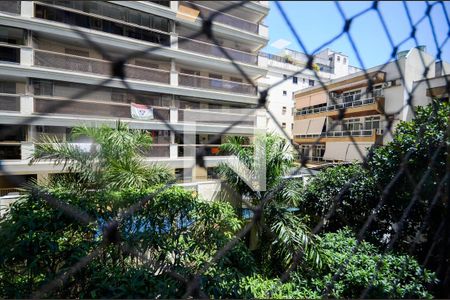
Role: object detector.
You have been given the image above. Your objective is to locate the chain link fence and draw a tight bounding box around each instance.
[0,0,449,298]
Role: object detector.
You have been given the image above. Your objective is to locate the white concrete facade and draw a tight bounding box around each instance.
[0,1,269,190]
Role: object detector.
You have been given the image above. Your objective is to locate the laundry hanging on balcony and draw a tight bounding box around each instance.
[131,103,154,120]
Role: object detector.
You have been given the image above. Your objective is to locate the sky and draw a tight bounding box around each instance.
[262,1,450,69]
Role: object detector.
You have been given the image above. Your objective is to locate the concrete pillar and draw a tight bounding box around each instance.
[20,47,33,66]
[20,142,35,160]
[170,107,178,123]
[20,95,34,115]
[21,1,34,17]
[37,173,49,185]
[170,144,178,159]
[170,1,179,12]
[170,59,178,86]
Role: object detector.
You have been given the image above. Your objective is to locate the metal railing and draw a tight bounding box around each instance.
[34,97,170,120]
[178,144,222,157]
[34,50,170,84]
[178,108,256,125]
[295,128,383,139]
[179,73,257,95]
[178,36,257,65]
[296,97,380,116]
[0,93,20,112]
[181,2,258,34]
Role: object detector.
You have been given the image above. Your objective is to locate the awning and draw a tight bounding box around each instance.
[309,91,328,106]
[294,119,310,135]
[323,142,349,161]
[323,142,373,161]
[307,117,326,135]
[346,143,372,161]
[296,95,310,109]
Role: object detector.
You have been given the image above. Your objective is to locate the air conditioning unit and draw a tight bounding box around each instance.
[382,81,392,88]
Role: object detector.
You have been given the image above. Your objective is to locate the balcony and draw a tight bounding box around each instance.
[34,49,170,84]
[0,94,20,112]
[296,97,385,120]
[0,44,20,64]
[181,2,259,34]
[178,144,221,157]
[0,1,21,14]
[34,2,171,46]
[179,73,256,95]
[34,97,170,121]
[178,108,256,126]
[294,129,383,144]
[0,143,21,160]
[178,36,257,65]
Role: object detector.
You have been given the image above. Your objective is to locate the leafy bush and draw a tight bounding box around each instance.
[0,186,253,298]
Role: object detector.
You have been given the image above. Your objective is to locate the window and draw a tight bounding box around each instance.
[342,118,362,131]
[337,56,340,62]
[0,46,20,63]
[293,76,298,84]
[343,57,347,64]
[282,122,286,128]
[303,78,306,84]
[282,106,287,115]
[364,116,381,130]
[33,80,54,96]
[283,74,287,79]
[283,90,287,96]
[0,82,16,94]
[230,77,243,83]
[209,73,223,79]
[181,68,200,76]
[308,79,314,87]
[342,90,361,102]
[291,123,294,130]
[0,25,26,45]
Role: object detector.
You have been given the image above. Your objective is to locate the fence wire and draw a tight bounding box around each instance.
[0,0,449,298]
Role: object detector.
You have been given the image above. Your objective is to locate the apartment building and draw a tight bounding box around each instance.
[293,46,448,163]
[0,1,269,192]
[258,48,360,139]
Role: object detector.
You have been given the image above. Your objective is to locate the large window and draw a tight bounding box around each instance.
[342,118,362,131]
[364,116,381,130]
[0,25,26,45]
[342,90,362,102]
[35,3,171,46]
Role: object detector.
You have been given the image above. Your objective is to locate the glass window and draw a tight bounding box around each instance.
[33,80,54,96]
[0,82,16,94]
[0,25,26,45]
[308,79,314,86]
[293,76,298,84]
[283,90,287,96]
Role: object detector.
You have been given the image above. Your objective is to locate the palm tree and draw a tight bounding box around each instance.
[217,134,325,275]
[30,121,174,191]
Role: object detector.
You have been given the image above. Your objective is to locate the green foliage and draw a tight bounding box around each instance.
[0,187,253,298]
[31,121,174,191]
[217,134,325,274]
[238,230,436,299]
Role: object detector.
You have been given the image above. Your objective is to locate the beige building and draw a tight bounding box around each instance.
[0,1,269,193]
[293,46,449,163]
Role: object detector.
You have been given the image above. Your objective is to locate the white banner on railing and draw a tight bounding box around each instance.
[131,103,154,120]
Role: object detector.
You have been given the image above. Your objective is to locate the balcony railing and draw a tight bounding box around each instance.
[0,44,20,63]
[295,128,383,139]
[178,144,222,157]
[0,143,21,160]
[178,108,256,125]
[141,144,170,158]
[35,2,171,46]
[0,93,20,112]
[179,73,256,95]
[0,1,21,14]
[296,97,380,116]
[181,2,258,34]
[34,50,170,84]
[178,36,257,65]
[34,97,170,121]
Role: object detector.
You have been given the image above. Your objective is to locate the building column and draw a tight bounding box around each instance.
[20,1,34,17]
[36,173,49,185]
[170,59,178,86]
[20,95,34,115]
[20,47,33,66]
